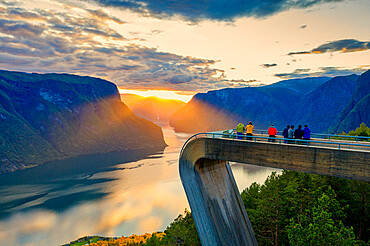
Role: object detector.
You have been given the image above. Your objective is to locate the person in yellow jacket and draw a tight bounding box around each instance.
[236,123,244,139]
[246,121,253,140]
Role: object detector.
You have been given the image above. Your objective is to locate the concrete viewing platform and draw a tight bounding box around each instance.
[179,130,370,246]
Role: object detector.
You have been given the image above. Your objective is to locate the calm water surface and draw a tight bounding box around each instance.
[0,124,281,246]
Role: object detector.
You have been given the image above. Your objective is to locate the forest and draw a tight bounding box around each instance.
[68,170,368,246]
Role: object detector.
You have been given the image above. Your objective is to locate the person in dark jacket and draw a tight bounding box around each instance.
[282,125,290,143]
[303,125,311,140]
[294,125,304,144]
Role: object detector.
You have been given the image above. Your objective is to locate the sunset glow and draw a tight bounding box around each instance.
[118,89,194,102]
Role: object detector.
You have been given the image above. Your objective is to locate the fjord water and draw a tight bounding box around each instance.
[0,124,280,246]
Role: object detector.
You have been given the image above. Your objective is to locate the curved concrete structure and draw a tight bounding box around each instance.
[179,137,370,246]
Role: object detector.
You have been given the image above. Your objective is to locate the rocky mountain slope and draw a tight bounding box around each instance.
[0,70,166,174]
[329,70,370,133]
[170,73,367,133]
[293,75,358,132]
[121,94,185,122]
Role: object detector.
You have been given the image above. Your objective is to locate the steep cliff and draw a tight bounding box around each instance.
[294,75,358,132]
[0,70,166,174]
[329,70,370,133]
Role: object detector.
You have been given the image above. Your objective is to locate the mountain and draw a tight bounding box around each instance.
[170,77,332,133]
[120,94,185,122]
[329,70,370,133]
[169,86,301,132]
[170,73,366,133]
[293,75,358,132]
[0,70,166,174]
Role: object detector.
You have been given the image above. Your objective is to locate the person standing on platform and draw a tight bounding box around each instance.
[294,125,304,144]
[246,121,254,140]
[268,124,277,142]
[303,125,311,140]
[288,125,295,144]
[236,123,244,140]
[283,125,290,143]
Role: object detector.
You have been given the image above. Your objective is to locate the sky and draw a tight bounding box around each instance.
[0,0,369,101]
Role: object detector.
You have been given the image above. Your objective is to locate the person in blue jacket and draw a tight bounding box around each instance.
[288,125,295,144]
[303,125,311,140]
[282,125,290,143]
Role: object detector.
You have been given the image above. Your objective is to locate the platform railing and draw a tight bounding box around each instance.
[246,129,370,142]
[180,130,370,158]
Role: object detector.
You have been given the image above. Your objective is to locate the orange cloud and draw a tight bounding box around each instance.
[288,39,370,55]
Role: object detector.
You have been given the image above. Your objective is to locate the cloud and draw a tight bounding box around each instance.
[151,30,162,35]
[0,52,35,65]
[166,75,193,84]
[261,63,277,68]
[0,0,23,6]
[0,4,254,92]
[86,8,126,24]
[0,19,45,38]
[274,66,370,79]
[89,0,345,21]
[288,39,370,55]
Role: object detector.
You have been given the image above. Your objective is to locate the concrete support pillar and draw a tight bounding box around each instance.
[180,139,257,245]
[180,137,369,245]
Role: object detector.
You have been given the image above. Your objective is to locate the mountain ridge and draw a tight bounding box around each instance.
[170,72,367,133]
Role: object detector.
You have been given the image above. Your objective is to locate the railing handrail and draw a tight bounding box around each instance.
[179,130,370,159]
[180,132,207,158]
[212,132,370,146]
[232,128,370,141]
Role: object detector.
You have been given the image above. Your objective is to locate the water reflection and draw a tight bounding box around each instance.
[0,148,164,218]
[230,162,282,192]
[0,123,280,246]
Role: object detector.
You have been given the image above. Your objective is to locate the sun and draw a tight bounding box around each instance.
[118,88,194,103]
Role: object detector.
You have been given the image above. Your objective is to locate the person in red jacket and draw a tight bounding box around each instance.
[268,124,277,142]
